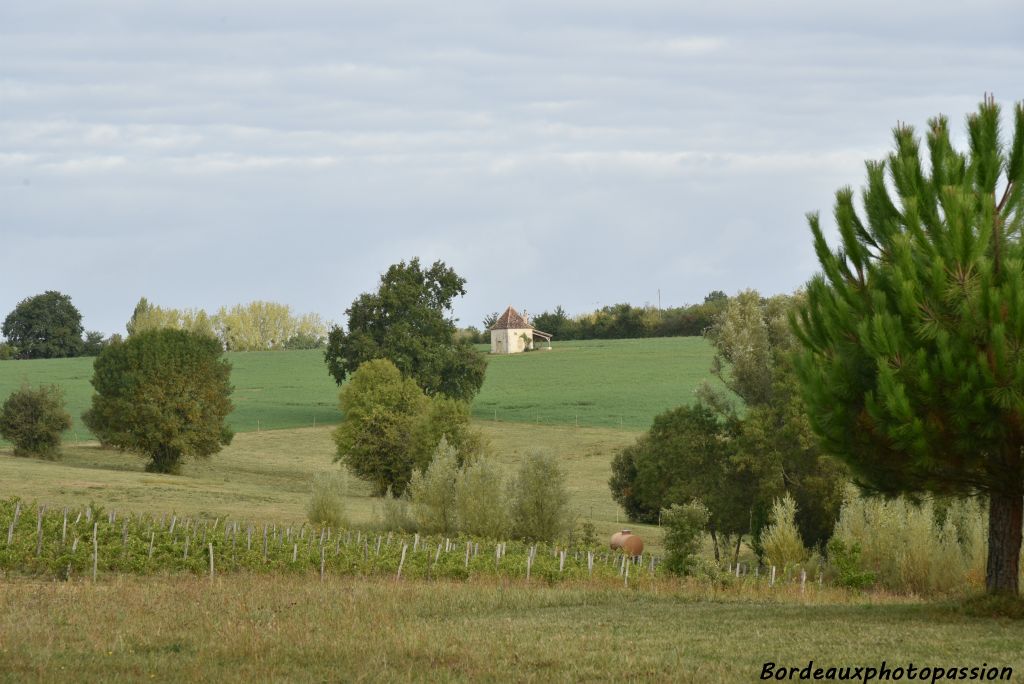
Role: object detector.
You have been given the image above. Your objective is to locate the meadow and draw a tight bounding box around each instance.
[1,575,1021,682]
[4,338,1021,681]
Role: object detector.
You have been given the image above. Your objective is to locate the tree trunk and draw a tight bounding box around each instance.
[733,534,742,567]
[710,528,720,563]
[985,492,1023,596]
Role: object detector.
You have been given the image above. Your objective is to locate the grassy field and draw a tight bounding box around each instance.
[0,337,718,442]
[1,575,1021,682]
[472,337,717,429]
[0,421,651,546]
[0,350,342,440]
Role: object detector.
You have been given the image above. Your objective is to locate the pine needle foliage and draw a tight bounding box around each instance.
[792,96,1024,595]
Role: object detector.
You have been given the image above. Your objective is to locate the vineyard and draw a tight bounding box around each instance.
[1,498,820,590]
[1,498,653,585]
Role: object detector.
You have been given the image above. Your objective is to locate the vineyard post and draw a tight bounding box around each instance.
[413,533,419,552]
[396,544,408,581]
[92,523,98,582]
[209,543,215,579]
[375,536,382,556]
[588,551,594,576]
[35,505,44,556]
[464,542,471,568]
[770,566,776,587]
[800,569,807,594]
[559,550,565,573]
[320,546,326,581]
[624,557,630,587]
[293,544,298,563]
[6,502,18,546]
[149,531,155,559]
[62,508,67,547]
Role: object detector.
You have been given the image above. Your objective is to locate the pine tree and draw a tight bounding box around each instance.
[793,96,1024,595]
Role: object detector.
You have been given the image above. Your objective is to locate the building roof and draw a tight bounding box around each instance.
[490,306,530,330]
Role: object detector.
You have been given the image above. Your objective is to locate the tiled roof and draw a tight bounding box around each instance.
[491,306,530,330]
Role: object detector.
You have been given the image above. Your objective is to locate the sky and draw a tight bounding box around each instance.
[2,1,1023,336]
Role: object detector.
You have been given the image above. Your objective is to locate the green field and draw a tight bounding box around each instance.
[0,350,342,441]
[472,337,717,429]
[0,338,718,442]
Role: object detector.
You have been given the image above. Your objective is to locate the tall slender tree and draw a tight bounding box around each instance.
[793,96,1024,595]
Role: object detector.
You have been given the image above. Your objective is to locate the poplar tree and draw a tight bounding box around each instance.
[793,96,1024,595]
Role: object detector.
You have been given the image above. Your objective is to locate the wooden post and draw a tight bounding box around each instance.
[465,542,471,568]
[35,505,44,556]
[320,546,326,581]
[624,556,630,587]
[800,569,807,594]
[396,544,408,581]
[434,544,442,566]
[262,525,268,560]
[184,534,190,560]
[62,508,68,546]
[413,533,419,552]
[148,531,155,559]
[169,515,177,536]
[92,523,98,582]
[735,562,741,578]
[293,544,298,562]
[770,565,776,587]
[559,550,566,573]
[375,536,382,556]
[209,543,215,579]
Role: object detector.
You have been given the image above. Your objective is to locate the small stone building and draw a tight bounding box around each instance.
[489,306,552,354]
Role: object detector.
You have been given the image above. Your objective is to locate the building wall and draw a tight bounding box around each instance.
[490,328,534,354]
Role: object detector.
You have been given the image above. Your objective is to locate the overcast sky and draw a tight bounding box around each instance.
[2,1,1023,336]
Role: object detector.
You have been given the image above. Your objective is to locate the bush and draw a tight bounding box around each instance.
[661,501,710,576]
[0,384,72,458]
[0,343,17,360]
[456,457,509,539]
[508,451,571,541]
[306,471,349,528]
[760,494,808,570]
[408,438,460,534]
[829,487,989,594]
[375,488,416,532]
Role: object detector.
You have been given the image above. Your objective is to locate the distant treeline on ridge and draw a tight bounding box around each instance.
[467,291,728,342]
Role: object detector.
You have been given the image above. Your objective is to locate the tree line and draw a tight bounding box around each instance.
[0,293,330,360]
[465,292,729,343]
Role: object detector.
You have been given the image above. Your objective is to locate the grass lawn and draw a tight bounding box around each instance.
[1,575,1020,682]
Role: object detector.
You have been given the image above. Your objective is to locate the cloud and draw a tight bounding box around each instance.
[0,1,1022,334]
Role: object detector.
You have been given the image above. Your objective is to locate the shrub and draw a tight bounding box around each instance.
[306,471,349,529]
[829,486,989,594]
[456,457,509,539]
[408,438,460,534]
[375,488,416,532]
[0,343,17,360]
[0,384,72,458]
[661,500,710,576]
[760,494,808,570]
[508,451,571,541]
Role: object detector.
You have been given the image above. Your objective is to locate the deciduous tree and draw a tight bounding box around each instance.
[2,291,84,359]
[82,329,234,474]
[325,259,486,401]
[0,384,72,458]
[333,359,480,495]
